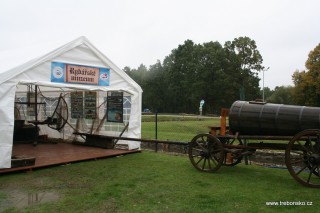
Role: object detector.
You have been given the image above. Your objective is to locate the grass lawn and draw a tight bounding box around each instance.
[142,116,220,141]
[0,151,319,212]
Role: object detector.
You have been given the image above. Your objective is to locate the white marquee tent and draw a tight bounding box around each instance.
[0,36,142,168]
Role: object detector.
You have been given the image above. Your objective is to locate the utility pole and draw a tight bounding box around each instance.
[262,67,269,102]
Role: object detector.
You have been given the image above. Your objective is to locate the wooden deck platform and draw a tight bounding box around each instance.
[0,142,140,174]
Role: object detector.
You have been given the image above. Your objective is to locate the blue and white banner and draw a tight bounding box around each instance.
[51,62,110,86]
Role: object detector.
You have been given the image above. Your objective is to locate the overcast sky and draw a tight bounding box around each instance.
[0,0,319,89]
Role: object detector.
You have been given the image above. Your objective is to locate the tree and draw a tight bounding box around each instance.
[163,40,201,113]
[260,87,273,101]
[224,36,264,72]
[143,61,167,112]
[224,37,263,101]
[266,86,294,104]
[124,64,148,87]
[163,40,230,113]
[191,41,227,112]
[292,70,309,105]
[292,43,320,106]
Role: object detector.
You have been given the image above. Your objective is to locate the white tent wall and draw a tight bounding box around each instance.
[0,82,16,168]
[0,37,142,168]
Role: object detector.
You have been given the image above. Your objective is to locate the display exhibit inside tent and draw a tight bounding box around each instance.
[0,37,142,169]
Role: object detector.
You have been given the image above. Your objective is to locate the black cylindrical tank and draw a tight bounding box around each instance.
[229,100,320,136]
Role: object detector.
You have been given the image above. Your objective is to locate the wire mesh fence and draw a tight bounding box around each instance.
[141,113,220,153]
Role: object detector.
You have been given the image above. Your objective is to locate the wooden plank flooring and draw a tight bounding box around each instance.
[0,142,140,174]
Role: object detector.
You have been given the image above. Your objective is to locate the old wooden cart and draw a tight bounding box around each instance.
[188,100,320,188]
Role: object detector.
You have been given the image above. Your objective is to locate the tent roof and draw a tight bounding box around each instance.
[0,36,142,93]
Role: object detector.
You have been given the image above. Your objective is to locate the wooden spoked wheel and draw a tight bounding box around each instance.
[188,134,224,172]
[285,129,320,188]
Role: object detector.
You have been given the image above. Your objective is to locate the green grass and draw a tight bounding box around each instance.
[0,151,319,212]
[142,116,220,141]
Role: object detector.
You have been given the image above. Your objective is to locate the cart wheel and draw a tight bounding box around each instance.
[219,137,243,166]
[285,129,320,188]
[188,134,224,172]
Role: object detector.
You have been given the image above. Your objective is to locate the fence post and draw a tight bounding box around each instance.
[155,111,158,152]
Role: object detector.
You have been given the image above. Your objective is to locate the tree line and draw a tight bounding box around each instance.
[125,37,320,114]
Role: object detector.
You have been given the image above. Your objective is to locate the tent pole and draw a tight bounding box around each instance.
[35,85,38,122]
